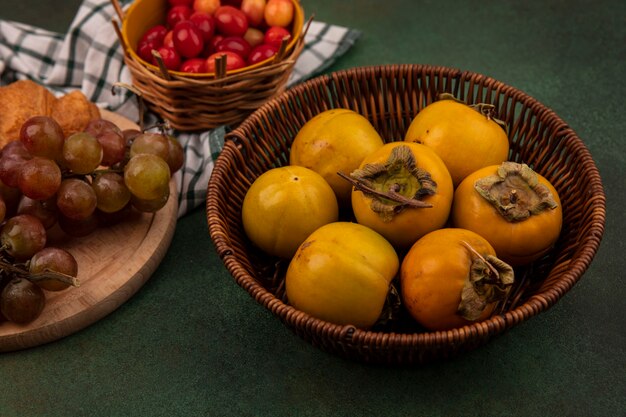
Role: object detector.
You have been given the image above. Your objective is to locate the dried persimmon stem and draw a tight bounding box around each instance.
[460,240,500,280]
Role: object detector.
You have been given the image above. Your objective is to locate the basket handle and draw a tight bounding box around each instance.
[109,0,128,58]
[110,0,125,21]
[151,50,173,81]
[274,36,290,62]
[111,19,129,57]
[273,14,314,64]
[214,54,228,79]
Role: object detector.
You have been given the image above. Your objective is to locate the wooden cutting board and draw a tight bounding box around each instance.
[0,110,178,352]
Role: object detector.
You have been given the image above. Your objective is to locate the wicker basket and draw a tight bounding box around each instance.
[111,0,306,131]
[206,64,606,365]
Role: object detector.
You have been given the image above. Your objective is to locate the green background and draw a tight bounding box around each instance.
[1,1,624,416]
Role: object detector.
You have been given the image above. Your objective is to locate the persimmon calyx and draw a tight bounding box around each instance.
[458,241,514,321]
[437,92,508,132]
[340,145,437,222]
[474,162,558,222]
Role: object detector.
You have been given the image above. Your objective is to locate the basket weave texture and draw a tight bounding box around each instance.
[206,64,606,365]
[115,0,305,131]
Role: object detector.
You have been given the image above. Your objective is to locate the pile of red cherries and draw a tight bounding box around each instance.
[136,0,296,74]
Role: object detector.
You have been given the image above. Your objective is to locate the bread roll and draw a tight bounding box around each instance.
[0,80,100,149]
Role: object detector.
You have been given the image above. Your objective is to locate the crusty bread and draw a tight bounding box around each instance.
[51,90,101,138]
[0,80,100,149]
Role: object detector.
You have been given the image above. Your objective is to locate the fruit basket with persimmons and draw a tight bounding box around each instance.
[111,0,306,131]
[206,64,606,365]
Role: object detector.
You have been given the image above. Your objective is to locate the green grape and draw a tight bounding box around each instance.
[92,172,131,213]
[124,154,171,201]
[62,132,103,174]
[56,178,97,220]
[131,187,170,213]
[17,156,62,200]
[19,115,65,162]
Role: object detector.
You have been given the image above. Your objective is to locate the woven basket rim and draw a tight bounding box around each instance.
[207,63,607,360]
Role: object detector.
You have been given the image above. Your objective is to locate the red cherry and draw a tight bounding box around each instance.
[247,43,278,65]
[173,20,205,58]
[214,6,249,37]
[167,5,193,28]
[153,46,181,71]
[168,0,193,6]
[241,0,266,27]
[263,26,291,48]
[140,25,168,47]
[137,39,159,62]
[163,31,175,48]
[206,51,246,73]
[243,27,264,48]
[189,12,216,42]
[216,36,252,59]
[203,34,224,56]
[180,58,208,73]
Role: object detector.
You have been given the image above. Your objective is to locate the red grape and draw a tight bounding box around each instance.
[56,178,97,220]
[166,135,185,174]
[17,196,58,230]
[0,278,45,324]
[130,133,170,161]
[58,213,99,238]
[0,141,32,188]
[18,157,62,201]
[84,119,126,166]
[0,214,47,261]
[92,172,132,214]
[29,247,79,292]
[19,116,65,162]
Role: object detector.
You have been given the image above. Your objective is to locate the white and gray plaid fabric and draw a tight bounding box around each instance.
[0,0,360,217]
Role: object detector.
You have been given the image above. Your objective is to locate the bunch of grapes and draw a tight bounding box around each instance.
[0,115,184,325]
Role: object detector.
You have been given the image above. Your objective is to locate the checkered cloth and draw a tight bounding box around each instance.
[0,0,361,217]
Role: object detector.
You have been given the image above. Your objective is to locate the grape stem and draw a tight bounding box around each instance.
[0,257,79,288]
